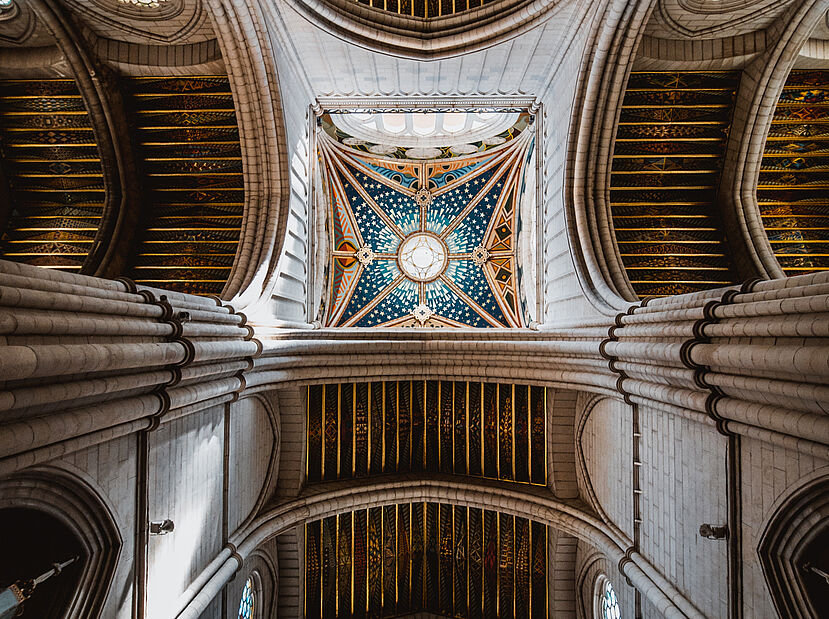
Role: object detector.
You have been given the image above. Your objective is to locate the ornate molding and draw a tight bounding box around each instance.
[317,96,539,113]
[289,0,568,60]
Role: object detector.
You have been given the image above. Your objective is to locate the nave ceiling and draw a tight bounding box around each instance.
[0,0,827,310]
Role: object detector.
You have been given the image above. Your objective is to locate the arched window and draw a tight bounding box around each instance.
[237,576,255,619]
[594,575,621,619]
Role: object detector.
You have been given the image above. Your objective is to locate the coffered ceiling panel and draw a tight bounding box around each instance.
[123,75,243,295]
[306,381,547,485]
[0,78,104,271]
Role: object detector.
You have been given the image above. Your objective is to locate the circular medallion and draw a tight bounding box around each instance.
[471,245,489,266]
[414,188,433,208]
[397,232,448,282]
[356,245,374,266]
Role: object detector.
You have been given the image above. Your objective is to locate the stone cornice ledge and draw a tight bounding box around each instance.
[245,327,618,393]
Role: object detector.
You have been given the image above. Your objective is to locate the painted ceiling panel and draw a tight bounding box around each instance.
[306,381,546,486]
[355,0,498,18]
[0,79,105,272]
[305,504,548,619]
[610,71,739,298]
[757,70,829,276]
[123,76,243,296]
[321,116,532,328]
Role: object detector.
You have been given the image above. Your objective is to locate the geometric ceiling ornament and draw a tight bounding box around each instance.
[319,115,534,328]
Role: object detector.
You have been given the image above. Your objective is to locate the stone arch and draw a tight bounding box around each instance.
[204,0,292,309]
[575,545,633,619]
[228,394,280,535]
[758,470,829,618]
[574,394,632,543]
[576,549,611,619]
[564,0,655,312]
[0,466,121,618]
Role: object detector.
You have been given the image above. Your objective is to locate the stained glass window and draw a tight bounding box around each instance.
[600,578,621,619]
[238,576,254,619]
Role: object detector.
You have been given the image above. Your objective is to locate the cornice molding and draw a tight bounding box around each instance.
[317,96,539,113]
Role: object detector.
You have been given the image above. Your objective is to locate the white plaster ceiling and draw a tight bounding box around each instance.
[264,0,584,102]
[331,111,520,147]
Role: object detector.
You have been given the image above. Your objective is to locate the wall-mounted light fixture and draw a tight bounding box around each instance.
[699,524,728,540]
[149,519,175,536]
